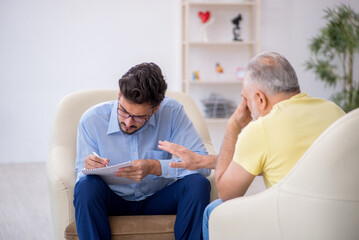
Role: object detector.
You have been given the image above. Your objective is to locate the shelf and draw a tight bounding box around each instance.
[189,80,242,85]
[181,0,260,125]
[185,1,257,7]
[184,41,257,46]
[205,118,229,124]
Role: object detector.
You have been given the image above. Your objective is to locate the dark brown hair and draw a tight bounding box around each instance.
[119,62,167,107]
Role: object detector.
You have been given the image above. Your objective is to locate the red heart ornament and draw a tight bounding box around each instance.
[198,11,210,23]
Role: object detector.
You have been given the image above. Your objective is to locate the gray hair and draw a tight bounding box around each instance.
[244,52,300,95]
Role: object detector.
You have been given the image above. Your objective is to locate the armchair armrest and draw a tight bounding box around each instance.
[209,188,280,240]
[47,146,77,240]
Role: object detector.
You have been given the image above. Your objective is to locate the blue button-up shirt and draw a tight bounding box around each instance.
[75,97,210,201]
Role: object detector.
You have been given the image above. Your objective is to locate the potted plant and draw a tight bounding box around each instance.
[306,4,359,112]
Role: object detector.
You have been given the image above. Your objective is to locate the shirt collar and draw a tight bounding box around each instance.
[107,100,121,134]
[289,92,307,100]
[107,100,157,135]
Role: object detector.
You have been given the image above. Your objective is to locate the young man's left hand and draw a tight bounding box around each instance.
[114,159,161,182]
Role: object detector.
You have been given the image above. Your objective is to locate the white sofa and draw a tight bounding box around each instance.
[209,108,359,240]
[47,89,218,240]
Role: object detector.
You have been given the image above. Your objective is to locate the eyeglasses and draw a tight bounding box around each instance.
[117,103,154,124]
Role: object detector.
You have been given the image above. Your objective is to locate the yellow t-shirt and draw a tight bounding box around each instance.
[233,93,345,188]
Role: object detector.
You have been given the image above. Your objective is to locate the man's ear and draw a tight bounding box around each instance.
[153,105,160,114]
[254,90,268,111]
[118,92,121,99]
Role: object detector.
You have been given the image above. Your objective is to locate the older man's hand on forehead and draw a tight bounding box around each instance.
[228,98,253,133]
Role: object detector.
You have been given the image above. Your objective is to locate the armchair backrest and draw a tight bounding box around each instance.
[47,89,216,240]
[276,107,359,239]
[209,108,359,240]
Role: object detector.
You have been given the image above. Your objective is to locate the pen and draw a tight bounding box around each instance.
[93,151,108,167]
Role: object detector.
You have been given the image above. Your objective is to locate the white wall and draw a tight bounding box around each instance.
[260,0,359,100]
[210,0,359,153]
[0,0,181,163]
[0,0,358,163]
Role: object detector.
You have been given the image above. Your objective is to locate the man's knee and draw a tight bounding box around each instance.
[74,175,107,206]
[181,174,211,199]
[204,199,223,219]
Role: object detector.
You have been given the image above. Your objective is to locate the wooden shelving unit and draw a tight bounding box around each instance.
[181,0,260,123]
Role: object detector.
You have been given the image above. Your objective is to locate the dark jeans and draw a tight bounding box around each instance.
[74,173,211,240]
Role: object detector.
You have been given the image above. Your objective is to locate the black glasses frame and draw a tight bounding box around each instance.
[117,101,154,124]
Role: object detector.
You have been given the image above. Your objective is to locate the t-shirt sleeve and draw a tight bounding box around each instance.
[233,119,267,176]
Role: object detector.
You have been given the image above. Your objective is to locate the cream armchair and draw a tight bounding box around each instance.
[47,89,218,240]
[209,108,359,240]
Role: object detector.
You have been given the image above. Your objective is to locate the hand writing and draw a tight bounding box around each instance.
[84,154,110,169]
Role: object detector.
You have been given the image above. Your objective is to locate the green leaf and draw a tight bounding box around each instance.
[306,4,359,111]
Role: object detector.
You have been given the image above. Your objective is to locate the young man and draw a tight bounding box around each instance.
[158,52,345,240]
[74,62,211,240]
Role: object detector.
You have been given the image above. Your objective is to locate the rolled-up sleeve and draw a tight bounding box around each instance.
[157,104,211,178]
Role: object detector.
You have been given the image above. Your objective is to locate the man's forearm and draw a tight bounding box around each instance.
[215,121,242,184]
[202,155,217,170]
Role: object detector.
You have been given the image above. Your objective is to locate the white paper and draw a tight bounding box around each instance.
[82,161,140,185]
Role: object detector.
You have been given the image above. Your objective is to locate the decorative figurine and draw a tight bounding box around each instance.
[232,14,243,41]
[192,70,200,81]
[215,62,224,81]
[216,63,224,74]
[198,11,214,42]
[236,67,245,81]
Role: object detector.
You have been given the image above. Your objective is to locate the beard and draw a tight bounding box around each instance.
[250,101,261,120]
[120,122,140,135]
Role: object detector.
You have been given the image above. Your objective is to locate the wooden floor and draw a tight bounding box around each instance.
[0,162,53,240]
[0,162,266,240]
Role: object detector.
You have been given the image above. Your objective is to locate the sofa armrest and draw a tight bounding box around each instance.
[47,146,77,240]
[207,170,218,202]
[209,188,280,240]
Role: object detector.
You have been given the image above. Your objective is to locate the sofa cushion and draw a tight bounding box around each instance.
[65,215,176,240]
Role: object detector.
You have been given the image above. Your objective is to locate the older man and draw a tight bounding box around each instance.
[159,52,345,240]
